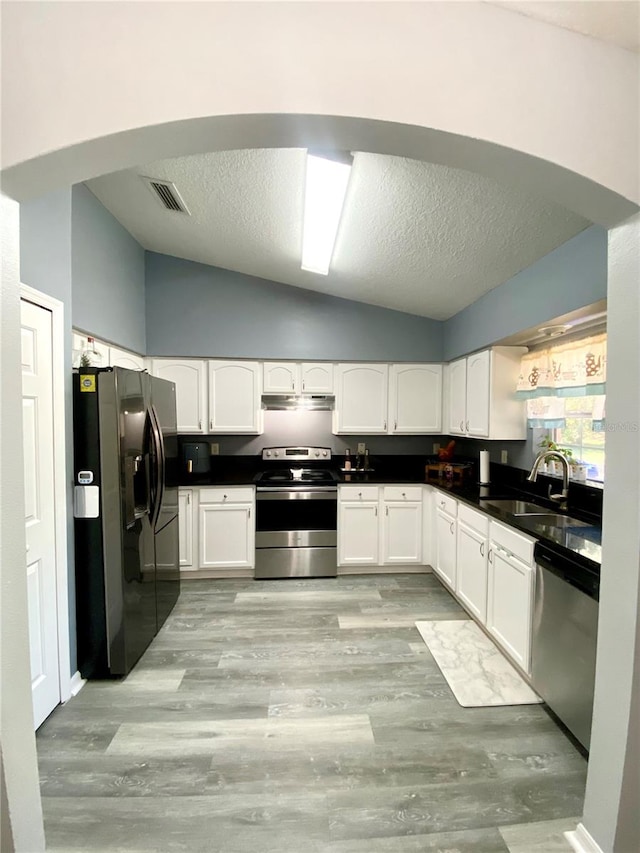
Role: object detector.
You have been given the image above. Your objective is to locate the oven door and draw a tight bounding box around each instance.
[255,488,337,578]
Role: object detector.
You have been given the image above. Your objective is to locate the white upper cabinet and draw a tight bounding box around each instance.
[109,345,145,371]
[446,347,526,440]
[263,362,300,394]
[334,364,389,434]
[465,350,491,437]
[389,364,442,434]
[263,361,334,395]
[151,359,207,433]
[301,362,334,394]
[208,360,262,434]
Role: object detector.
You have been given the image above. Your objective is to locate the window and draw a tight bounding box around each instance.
[553,396,605,482]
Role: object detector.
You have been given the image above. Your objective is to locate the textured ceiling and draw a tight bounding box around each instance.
[87,149,589,321]
[487,1,640,53]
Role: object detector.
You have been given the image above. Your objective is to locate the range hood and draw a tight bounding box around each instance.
[261,394,335,411]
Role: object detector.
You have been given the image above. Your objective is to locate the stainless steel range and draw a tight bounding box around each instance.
[254,447,338,579]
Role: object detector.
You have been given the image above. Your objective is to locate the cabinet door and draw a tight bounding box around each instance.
[301,363,334,394]
[456,521,488,623]
[435,510,457,588]
[151,360,207,433]
[466,350,491,437]
[208,361,262,434]
[335,364,388,434]
[199,503,254,568]
[486,548,533,672]
[448,358,467,435]
[389,364,442,434]
[109,346,144,371]
[338,502,379,566]
[263,362,299,394]
[382,502,422,564]
[178,489,194,570]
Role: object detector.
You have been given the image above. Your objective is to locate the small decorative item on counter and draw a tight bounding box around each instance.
[444,464,454,482]
[438,440,456,461]
[425,461,473,484]
[344,448,352,471]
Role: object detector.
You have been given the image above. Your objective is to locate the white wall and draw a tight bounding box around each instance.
[1,2,638,225]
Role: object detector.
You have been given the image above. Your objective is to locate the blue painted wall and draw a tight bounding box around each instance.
[443,225,607,361]
[20,188,77,674]
[145,253,444,361]
[72,184,146,354]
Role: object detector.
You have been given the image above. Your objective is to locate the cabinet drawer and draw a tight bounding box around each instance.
[382,486,423,502]
[339,485,380,502]
[199,487,254,504]
[489,520,535,567]
[433,492,458,517]
[458,504,489,536]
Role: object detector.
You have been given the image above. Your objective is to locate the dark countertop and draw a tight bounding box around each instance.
[177,453,601,570]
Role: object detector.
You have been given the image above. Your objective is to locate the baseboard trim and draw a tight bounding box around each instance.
[181,568,254,579]
[67,671,86,698]
[565,823,604,853]
[338,565,432,576]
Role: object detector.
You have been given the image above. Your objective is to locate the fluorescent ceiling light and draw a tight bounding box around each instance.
[301,152,352,275]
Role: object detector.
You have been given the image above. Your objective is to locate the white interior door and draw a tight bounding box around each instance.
[21,298,60,728]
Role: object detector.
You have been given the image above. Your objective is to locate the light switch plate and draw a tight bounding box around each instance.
[210,443,220,455]
[357,442,366,454]
[501,450,508,464]
[433,443,440,454]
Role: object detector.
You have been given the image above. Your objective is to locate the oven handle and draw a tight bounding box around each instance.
[257,489,337,501]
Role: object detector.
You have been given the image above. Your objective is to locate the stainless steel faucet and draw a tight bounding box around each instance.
[527,450,570,508]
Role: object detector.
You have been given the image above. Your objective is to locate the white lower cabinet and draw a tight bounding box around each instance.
[178,489,195,571]
[435,509,457,588]
[198,487,255,572]
[338,501,380,566]
[487,521,535,673]
[456,505,489,623]
[338,485,423,568]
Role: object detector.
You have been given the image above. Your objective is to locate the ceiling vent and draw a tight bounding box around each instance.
[143,177,190,214]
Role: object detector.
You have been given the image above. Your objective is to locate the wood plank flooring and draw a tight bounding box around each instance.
[37,574,585,852]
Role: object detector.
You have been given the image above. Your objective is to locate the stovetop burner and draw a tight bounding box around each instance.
[255,468,338,486]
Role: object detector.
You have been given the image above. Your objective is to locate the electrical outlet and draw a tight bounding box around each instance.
[501,450,508,464]
[210,443,220,456]
[357,442,366,454]
[433,443,440,454]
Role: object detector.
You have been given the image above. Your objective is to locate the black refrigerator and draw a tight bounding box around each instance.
[73,367,180,678]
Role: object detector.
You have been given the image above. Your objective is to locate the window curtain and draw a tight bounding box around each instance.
[515,333,606,428]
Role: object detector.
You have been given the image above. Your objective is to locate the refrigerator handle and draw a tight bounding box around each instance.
[149,404,166,528]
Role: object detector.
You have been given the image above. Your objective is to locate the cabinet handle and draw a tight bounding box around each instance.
[460,420,464,431]
[386,506,389,516]
[440,500,445,508]
[302,379,305,391]
[402,492,406,498]
[187,493,191,504]
[248,508,251,519]
[209,420,213,431]
[375,506,378,516]
[480,541,484,557]
[394,420,397,431]
[450,521,454,534]
[488,548,493,563]
[384,420,387,431]
[223,494,227,501]
[198,420,202,431]
[466,421,469,432]
[358,492,362,498]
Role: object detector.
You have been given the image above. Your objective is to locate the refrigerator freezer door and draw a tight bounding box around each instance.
[149,374,179,531]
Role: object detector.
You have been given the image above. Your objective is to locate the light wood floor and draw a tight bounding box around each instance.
[38,574,585,852]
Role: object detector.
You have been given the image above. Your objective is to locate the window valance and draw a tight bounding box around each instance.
[516,332,606,399]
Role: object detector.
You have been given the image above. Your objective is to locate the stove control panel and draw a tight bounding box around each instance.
[262,446,331,461]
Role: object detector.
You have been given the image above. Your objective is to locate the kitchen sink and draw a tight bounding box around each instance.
[481,499,556,516]
[480,499,592,529]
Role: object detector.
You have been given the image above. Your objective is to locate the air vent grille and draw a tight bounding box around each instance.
[143,177,190,214]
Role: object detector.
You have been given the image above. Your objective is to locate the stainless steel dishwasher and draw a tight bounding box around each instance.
[531,542,600,750]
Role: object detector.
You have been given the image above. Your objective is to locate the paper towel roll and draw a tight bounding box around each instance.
[479,450,490,484]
